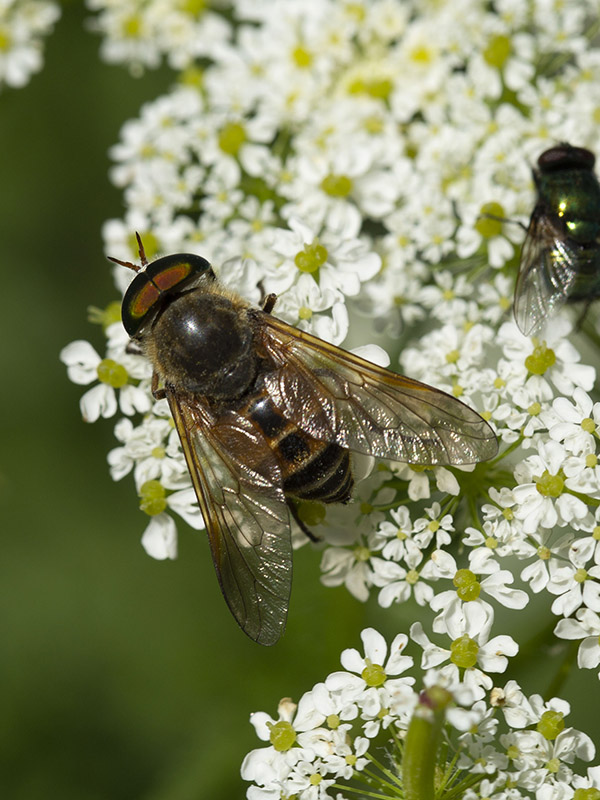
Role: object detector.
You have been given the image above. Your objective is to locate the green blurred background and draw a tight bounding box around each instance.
[1,4,598,799]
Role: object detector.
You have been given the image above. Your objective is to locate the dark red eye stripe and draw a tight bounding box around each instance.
[152,262,195,292]
[121,253,213,336]
[127,280,161,322]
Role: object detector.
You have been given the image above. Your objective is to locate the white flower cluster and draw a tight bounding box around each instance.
[0,0,60,89]
[320,285,600,669]
[242,627,598,800]
[86,0,231,74]
[60,0,600,795]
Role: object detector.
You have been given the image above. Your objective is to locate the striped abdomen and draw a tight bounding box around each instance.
[244,391,353,504]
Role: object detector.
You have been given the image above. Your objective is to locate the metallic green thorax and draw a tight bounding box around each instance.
[536,152,600,301]
[537,168,600,243]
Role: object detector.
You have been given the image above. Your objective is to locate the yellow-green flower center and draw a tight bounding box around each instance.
[406,569,419,585]
[321,173,353,197]
[475,202,505,238]
[122,14,142,38]
[294,240,328,273]
[573,788,600,800]
[535,469,564,498]
[525,343,556,375]
[354,545,371,562]
[453,569,481,601]
[139,480,167,516]
[361,661,386,687]
[269,720,297,751]
[574,568,588,584]
[292,45,313,68]
[179,0,206,14]
[296,500,326,526]
[450,634,479,668]
[537,709,565,740]
[0,27,11,51]
[348,76,393,101]
[97,359,128,388]
[484,34,511,68]
[218,121,247,156]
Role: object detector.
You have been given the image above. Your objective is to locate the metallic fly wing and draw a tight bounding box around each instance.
[168,392,292,646]
[514,211,579,336]
[259,315,498,466]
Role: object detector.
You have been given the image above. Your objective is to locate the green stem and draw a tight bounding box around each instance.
[487,434,524,467]
[564,487,600,507]
[439,493,460,517]
[330,784,394,800]
[467,492,483,530]
[403,687,451,800]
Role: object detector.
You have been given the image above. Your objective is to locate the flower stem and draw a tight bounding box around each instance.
[563,487,600,507]
[403,687,451,800]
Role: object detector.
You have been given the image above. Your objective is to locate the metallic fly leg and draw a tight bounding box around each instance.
[151,371,167,400]
[262,294,277,315]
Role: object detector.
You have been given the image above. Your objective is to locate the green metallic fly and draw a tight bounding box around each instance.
[514,143,600,336]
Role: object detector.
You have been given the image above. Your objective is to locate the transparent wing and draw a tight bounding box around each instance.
[259,314,498,466]
[168,392,292,646]
[514,210,580,336]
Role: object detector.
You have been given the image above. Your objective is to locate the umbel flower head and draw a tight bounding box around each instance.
[0,0,60,90]
[59,0,600,796]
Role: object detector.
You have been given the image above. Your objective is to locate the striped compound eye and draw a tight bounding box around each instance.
[121,253,213,336]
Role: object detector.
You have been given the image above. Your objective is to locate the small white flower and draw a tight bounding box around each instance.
[546,545,600,618]
[513,441,588,534]
[141,514,178,560]
[391,463,460,501]
[490,679,537,729]
[319,537,373,603]
[0,0,60,89]
[60,339,151,422]
[371,542,434,608]
[555,608,600,674]
[107,415,188,488]
[411,610,518,700]
[413,503,455,549]
[325,628,414,710]
[544,387,600,456]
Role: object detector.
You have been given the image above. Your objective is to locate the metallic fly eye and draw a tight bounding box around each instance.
[537,144,596,173]
[121,253,213,336]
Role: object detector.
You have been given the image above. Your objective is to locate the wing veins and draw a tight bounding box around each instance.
[167,391,292,645]
[260,314,497,465]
